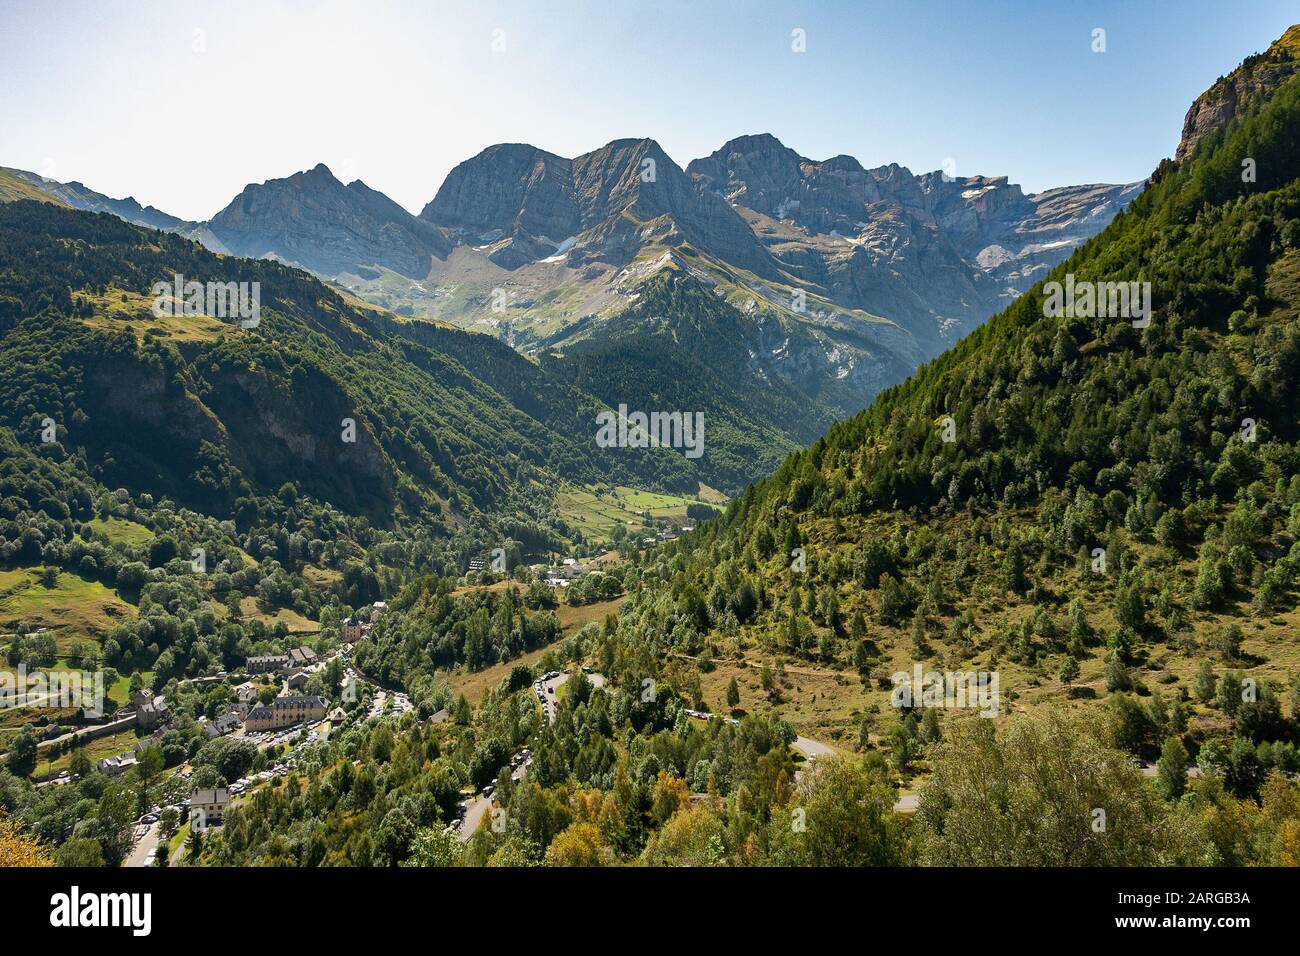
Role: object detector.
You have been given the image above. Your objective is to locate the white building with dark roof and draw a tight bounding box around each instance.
[190,787,230,826]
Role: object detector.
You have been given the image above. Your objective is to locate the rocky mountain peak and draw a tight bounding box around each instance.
[419,143,577,244]
[207,164,449,279]
[1177,23,1300,161]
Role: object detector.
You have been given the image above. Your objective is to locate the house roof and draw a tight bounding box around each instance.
[191,788,230,805]
[274,695,327,708]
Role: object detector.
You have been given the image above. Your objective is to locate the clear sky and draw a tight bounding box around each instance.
[2,0,1297,220]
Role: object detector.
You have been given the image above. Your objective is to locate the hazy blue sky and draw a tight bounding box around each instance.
[2,0,1297,219]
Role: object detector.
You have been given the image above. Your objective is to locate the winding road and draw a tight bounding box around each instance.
[458,668,607,842]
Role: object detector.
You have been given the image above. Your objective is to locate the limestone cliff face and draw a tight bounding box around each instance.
[688,133,1141,348]
[1177,25,1300,162]
[422,138,779,277]
[419,144,581,269]
[689,134,882,234]
[206,164,450,279]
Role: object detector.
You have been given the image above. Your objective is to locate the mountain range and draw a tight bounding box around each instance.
[627,22,1300,775]
[4,19,1300,875]
[1,135,1140,476]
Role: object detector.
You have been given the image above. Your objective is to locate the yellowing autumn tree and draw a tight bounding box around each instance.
[650,770,691,826]
[0,814,52,868]
[543,822,606,867]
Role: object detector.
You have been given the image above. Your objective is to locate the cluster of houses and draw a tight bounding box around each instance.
[341,601,386,647]
[638,524,693,548]
[87,601,389,780]
[92,689,172,774]
[544,559,590,588]
[200,645,331,738]
[96,646,333,775]
[247,645,319,674]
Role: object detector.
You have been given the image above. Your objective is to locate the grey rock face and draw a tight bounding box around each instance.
[207,163,450,278]
[689,133,878,234]
[420,144,582,268]
[688,133,1141,346]
[1176,25,1300,162]
[421,138,779,277]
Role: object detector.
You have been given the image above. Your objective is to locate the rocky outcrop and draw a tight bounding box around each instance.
[688,134,880,234]
[419,144,581,269]
[1177,25,1300,162]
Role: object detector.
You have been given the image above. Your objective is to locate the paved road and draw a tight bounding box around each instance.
[456,753,535,843]
[792,735,834,762]
[790,728,927,811]
[461,669,605,842]
[538,670,605,724]
[458,794,491,843]
[1140,764,1201,779]
[124,821,161,867]
[540,673,566,723]
[795,735,920,812]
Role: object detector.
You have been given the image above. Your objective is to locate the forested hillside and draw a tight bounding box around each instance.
[156,37,1300,870]
[611,34,1300,788]
[0,201,703,534]
[5,23,1300,876]
[542,271,839,489]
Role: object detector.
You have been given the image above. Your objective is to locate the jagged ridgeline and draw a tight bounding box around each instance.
[705,58,1300,535]
[0,202,701,532]
[647,38,1300,713]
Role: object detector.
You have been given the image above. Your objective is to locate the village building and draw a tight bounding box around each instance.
[242,704,274,731]
[129,688,168,730]
[133,731,165,755]
[97,753,137,775]
[247,655,289,675]
[202,711,243,738]
[341,614,366,642]
[190,787,231,826]
[287,646,317,667]
[243,695,328,732]
[285,667,312,691]
[546,562,588,587]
